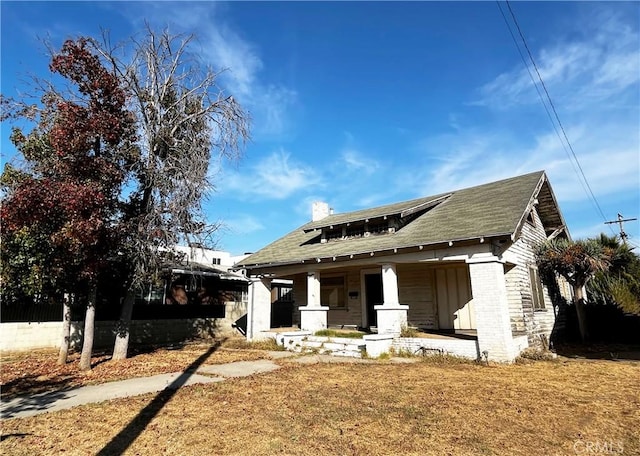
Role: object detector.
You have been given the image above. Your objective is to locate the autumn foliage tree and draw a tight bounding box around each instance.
[1,38,135,369]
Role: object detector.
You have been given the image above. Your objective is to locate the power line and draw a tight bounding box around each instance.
[494,2,592,211]
[497,0,616,236]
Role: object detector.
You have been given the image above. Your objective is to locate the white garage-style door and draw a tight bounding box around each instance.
[435,265,476,330]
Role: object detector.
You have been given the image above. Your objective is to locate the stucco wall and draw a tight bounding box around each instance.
[0,302,246,352]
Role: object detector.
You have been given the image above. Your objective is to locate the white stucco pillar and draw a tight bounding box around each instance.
[299,271,329,333]
[375,263,408,336]
[246,277,272,341]
[467,258,517,362]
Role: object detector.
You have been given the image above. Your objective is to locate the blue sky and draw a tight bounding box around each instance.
[2,1,639,255]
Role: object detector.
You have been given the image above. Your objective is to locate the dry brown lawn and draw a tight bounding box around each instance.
[0,338,271,399]
[1,348,638,456]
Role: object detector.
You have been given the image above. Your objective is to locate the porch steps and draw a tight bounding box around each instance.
[292,336,365,358]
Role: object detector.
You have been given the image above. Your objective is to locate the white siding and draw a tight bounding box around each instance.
[504,207,557,346]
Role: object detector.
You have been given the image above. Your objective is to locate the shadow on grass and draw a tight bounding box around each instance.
[0,433,32,442]
[1,386,77,419]
[555,343,640,361]
[96,340,224,456]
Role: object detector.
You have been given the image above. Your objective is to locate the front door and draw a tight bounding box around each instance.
[364,273,383,328]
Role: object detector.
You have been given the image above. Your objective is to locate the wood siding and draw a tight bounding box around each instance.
[397,264,437,329]
[504,207,556,346]
[435,265,475,330]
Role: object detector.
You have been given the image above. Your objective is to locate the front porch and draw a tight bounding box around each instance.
[246,254,529,362]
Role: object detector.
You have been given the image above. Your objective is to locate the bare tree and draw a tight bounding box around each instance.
[94,27,249,360]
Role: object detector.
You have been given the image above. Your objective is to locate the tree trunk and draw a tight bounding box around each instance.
[573,285,590,343]
[112,289,135,360]
[57,293,72,365]
[79,285,97,371]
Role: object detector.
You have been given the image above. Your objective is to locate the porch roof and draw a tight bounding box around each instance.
[237,171,566,270]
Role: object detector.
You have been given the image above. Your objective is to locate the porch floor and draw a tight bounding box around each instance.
[265,327,477,341]
[405,330,477,341]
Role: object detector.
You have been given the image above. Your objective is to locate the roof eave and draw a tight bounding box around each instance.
[236,233,513,271]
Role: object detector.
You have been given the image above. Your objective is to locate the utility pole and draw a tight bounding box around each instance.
[604,213,637,245]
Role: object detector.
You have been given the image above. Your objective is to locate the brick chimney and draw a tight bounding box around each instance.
[312,201,331,221]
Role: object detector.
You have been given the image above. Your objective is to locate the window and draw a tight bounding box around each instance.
[321,275,346,308]
[529,266,546,310]
[212,258,221,265]
[276,285,293,302]
[325,228,343,241]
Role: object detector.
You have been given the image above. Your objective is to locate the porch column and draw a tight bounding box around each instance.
[299,271,329,333]
[246,277,272,341]
[467,258,516,362]
[375,263,408,336]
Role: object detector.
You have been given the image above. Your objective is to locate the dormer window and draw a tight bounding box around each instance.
[346,224,365,238]
[368,221,388,235]
[302,193,451,246]
[325,228,343,241]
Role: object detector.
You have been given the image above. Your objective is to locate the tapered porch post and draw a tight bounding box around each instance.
[467,257,518,362]
[247,277,272,341]
[375,263,408,336]
[299,271,329,333]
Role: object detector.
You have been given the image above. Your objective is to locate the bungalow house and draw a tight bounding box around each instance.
[235,171,572,362]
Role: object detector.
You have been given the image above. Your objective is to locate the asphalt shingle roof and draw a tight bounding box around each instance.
[238,171,549,268]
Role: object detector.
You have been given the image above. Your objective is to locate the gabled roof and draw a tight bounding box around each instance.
[237,171,567,270]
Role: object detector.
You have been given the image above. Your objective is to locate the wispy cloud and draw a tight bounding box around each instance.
[223,214,265,235]
[123,2,297,137]
[475,10,639,111]
[410,8,639,214]
[341,148,380,175]
[222,150,321,200]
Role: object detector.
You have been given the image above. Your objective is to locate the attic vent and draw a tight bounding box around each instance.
[526,210,535,226]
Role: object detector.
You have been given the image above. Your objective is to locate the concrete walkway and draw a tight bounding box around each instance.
[1,357,284,420]
[0,351,418,420]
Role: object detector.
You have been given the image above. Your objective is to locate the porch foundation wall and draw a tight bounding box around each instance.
[363,334,394,358]
[392,337,480,360]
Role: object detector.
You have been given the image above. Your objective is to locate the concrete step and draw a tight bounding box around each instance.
[331,350,363,358]
[287,335,365,357]
[322,342,364,351]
